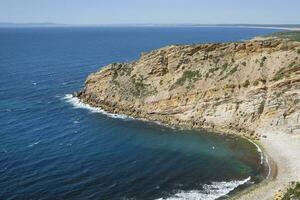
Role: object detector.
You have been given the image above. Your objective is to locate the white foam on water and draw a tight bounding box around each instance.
[63,94,176,129]
[63,94,131,120]
[27,141,41,148]
[63,94,255,199]
[247,139,264,165]
[157,177,251,200]
[246,139,273,179]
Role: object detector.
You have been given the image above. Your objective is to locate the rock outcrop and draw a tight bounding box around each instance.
[77,39,300,138]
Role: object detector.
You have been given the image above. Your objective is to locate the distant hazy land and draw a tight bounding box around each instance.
[1,22,300,29]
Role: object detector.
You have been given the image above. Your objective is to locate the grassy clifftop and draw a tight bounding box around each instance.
[267,31,300,42]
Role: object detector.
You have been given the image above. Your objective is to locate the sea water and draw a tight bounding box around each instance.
[0,26,280,199]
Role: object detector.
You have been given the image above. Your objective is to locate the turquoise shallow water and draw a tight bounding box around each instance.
[0,27,279,200]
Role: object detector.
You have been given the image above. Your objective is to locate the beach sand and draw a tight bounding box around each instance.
[233,131,300,200]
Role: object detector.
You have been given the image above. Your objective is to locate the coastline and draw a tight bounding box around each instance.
[64,94,275,199]
[231,131,300,200]
[72,31,300,199]
[230,32,300,199]
[67,94,300,200]
[230,138,277,199]
[188,25,300,32]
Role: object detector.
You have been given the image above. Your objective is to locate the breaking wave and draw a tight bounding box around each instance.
[63,94,131,119]
[247,139,264,165]
[157,177,251,200]
[63,94,174,128]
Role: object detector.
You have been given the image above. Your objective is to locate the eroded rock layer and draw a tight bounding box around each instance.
[77,39,300,138]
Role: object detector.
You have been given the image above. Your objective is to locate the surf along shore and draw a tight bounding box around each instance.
[66,93,271,199]
[231,130,300,200]
[75,29,300,199]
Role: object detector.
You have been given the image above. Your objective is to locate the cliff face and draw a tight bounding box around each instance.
[77,39,300,138]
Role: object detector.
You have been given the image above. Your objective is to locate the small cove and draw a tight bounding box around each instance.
[0,26,280,199]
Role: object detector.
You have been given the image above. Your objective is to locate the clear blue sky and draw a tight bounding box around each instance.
[0,0,299,24]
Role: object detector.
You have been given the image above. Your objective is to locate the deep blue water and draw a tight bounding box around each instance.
[0,27,279,200]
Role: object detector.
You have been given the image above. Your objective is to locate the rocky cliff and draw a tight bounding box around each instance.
[76,38,300,139]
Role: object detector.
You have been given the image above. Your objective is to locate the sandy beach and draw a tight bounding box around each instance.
[233,30,300,199]
[233,130,300,200]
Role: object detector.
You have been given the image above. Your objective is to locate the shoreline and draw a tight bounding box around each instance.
[230,131,300,200]
[69,94,300,200]
[230,139,278,199]
[71,30,300,199]
[231,32,300,200]
[64,94,275,199]
[185,25,300,31]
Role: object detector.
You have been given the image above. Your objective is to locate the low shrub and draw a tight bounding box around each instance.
[242,80,250,87]
[282,182,300,200]
[174,70,201,86]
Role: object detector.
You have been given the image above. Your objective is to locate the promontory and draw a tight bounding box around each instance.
[76,33,300,199]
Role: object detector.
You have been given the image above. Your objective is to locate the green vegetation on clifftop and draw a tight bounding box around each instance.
[282,182,300,200]
[267,31,300,42]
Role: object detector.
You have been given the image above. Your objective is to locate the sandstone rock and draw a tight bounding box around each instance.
[78,38,300,137]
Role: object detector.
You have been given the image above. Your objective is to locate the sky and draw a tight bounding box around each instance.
[0,0,299,25]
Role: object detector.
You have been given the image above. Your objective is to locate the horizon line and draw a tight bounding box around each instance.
[1,22,300,26]
[0,22,300,31]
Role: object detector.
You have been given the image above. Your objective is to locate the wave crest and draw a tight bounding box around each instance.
[157,177,251,200]
[63,94,172,128]
[63,94,253,199]
[63,94,131,119]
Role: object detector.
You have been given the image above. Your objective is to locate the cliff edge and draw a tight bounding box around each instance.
[77,39,300,139]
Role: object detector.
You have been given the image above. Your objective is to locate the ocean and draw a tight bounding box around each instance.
[0,26,280,200]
